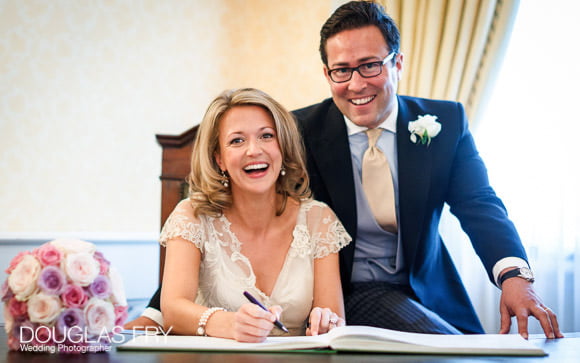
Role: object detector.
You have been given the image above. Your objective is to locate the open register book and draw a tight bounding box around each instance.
[119,325,546,356]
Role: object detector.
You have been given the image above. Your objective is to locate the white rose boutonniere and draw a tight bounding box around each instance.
[408,114,441,145]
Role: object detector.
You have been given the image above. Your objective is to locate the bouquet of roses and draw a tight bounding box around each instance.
[1,239,128,354]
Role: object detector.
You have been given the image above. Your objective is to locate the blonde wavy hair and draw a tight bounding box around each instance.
[188,88,311,217]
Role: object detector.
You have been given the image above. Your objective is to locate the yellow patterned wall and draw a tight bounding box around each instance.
[0,0,334,235]
[220,0,330,109]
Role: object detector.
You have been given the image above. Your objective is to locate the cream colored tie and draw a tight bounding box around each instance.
[362,128,397,233]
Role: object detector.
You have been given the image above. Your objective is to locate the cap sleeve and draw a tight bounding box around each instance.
[159,199,204,249]
[304,200,352,259]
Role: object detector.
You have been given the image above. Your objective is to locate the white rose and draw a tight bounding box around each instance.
[50,239,96,254]
[108,267,127,306]
[84,298,116,336]
[28,292,62,324]
[408,114,441,144]
[8,254,41,301]
[64,252,100,286]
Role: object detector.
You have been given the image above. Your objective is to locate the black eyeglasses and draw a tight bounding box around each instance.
[327,52,396,83]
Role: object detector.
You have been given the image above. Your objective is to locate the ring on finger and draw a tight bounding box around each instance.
[329,317,338,325]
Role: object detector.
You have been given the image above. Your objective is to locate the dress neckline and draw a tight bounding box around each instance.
[217,201,305,302]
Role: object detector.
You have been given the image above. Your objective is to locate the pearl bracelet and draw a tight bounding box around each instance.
[197,307,226,336]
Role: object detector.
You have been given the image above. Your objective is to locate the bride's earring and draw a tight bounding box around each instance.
[280,166,286,176]
[220,170,229,188]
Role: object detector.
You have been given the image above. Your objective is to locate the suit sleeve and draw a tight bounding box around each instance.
[444,103,527,283]
[147,286,161,310]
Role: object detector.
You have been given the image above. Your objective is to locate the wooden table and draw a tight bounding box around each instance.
[1,326,578,362]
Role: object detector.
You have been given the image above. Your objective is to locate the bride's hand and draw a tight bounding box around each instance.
[306,307,345,336]
[233,303,283,342]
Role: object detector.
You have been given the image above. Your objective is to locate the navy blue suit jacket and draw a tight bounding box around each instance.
[294,96,528,334]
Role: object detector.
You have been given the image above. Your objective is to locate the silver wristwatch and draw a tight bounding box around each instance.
[499,267,535,286]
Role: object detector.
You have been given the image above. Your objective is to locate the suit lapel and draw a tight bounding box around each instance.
[396,97,432,267]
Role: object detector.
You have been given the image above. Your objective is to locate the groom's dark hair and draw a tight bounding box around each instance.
[319,0,400,66]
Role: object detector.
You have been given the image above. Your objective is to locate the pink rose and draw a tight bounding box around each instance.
[8,297,28,319]
[8,254,41,301]
[5,251,30,274]
[34,325,52,345]
[64,252,100,286]
[84,298,115,336]
[114,305,128,327]
[33,243,63,266]
[27,292,61,324]
[93,251,110,275]
[61,284,88,308]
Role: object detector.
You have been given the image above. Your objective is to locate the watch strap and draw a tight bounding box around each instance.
[499,268,534,286]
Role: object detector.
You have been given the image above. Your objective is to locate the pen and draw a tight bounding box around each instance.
[243,291,289,333]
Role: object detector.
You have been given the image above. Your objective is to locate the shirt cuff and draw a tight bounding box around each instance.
[492,257,530,287]
[142,307,164,326]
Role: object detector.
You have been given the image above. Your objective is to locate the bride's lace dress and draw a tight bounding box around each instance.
[159,198,351,335]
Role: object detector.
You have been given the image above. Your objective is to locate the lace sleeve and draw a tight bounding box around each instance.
[305,200,352,259]
[159,199,204,249]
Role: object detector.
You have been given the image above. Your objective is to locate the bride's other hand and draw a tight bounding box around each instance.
[306,306,345,336]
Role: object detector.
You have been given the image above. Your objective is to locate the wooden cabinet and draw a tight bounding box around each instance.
[156,125,198,282]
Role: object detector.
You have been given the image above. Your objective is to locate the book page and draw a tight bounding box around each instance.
[326,326,546,356]
[119,333,331,352]
[119,326,546,356]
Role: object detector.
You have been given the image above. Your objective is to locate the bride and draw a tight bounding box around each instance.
[160,88,351,342]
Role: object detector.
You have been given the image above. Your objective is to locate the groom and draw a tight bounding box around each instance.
[132,1,562,338]
[291,0,561,338]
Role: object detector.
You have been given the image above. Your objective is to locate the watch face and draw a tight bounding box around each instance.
[519,267,534,280]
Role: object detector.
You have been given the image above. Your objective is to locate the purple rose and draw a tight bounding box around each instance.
[12,320,35,343]
[88,275,111,299]
[56,308,86,340]
[38,265,66,295]
[1,279,11,301]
